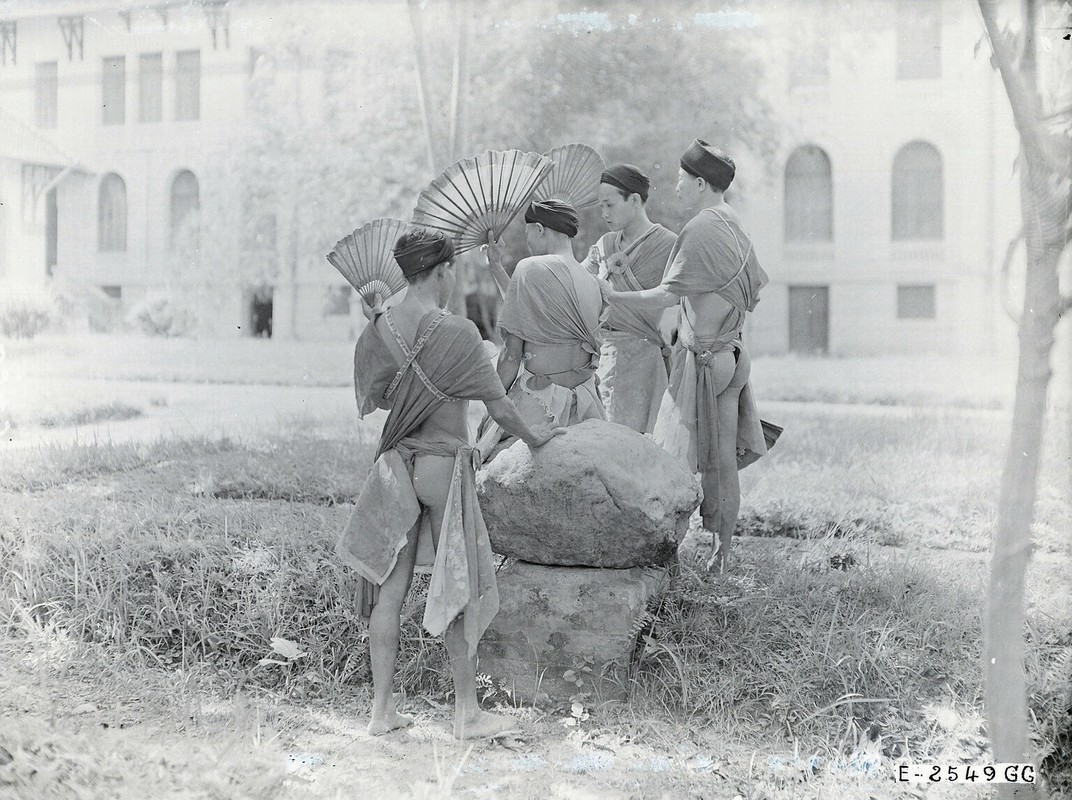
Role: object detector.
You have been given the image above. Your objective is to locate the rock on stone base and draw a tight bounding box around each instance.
[477,560,671,704]
[477,420,702,568]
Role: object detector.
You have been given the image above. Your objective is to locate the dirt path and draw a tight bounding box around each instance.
[0,636,770,800]
[2,373,1013,453]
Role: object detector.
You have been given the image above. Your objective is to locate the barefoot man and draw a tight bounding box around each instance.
[477,199,607,462]
[582,164,678,433]
[605,140,769,573]
[336,230,563,739]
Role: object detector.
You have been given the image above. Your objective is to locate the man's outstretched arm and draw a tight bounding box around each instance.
[605,285,679,313]
[484,397,563,448]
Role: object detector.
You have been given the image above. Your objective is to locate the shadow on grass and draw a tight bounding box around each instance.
[38,402,144,428]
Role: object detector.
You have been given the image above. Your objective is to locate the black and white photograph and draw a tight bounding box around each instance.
[0,0,1069,797]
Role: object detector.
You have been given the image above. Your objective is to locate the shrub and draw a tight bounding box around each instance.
[126,292,195,337]
[50,279,124,334]
[0,291,57,339]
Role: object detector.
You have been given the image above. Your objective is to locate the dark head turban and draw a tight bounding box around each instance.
[601,163,650,202]
[393,229,455,278]
[680,139,736,191]
[524,199,579,238]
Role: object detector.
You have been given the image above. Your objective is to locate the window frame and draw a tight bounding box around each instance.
[174,49,201,121]
[102,55,126,126]
[784,145,834,244]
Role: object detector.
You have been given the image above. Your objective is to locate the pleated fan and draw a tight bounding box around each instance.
[410,149,554,254]
[326,218,409,306]
[532,143,605,210]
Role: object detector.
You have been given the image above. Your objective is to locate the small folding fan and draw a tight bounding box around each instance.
[326,218,409,306]
[532,143,605,210]
[410,149,554,254]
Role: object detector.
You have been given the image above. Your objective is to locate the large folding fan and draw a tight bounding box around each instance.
[410,149,554,255]
[532,143,605,210]
[326,218,409,307]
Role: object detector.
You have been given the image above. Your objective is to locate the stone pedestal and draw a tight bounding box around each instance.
[477,560,671,704]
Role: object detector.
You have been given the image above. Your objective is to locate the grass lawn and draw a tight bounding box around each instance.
[1,398,1069,797]
[2,331,1069,796]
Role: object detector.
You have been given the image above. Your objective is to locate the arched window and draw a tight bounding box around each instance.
[98,173,127,252]
[892,141,943,240]
[784,145,833,243]
[170,169,200,248]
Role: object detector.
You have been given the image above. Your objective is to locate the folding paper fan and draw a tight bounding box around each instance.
[532,143,605,210]
[410,149,554,255]
[326,218,408,306]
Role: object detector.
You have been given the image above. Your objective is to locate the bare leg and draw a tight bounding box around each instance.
[412,455,519,740]
[695,350,736,571]
[708,346,751,573]
[708,385,743,574]
[367,522,419,735]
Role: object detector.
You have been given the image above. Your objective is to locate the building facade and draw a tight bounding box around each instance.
[0,0,1024,355]
[739,0,1021,357]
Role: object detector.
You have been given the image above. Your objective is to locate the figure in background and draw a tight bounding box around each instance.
[477,199,607,463]
[605,140,769,573]
[336,230,562,739]
[582,164,678,434]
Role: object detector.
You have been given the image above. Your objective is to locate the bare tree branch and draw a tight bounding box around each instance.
[978,0,1071,178]
[1000,228,1025,323]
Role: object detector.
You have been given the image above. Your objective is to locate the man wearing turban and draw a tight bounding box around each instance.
[581,164,678,434]
[478,199,607,462]
[337,229,563,739]
[605,140,770,573]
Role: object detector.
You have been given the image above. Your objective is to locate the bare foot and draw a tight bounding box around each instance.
[454,711,520,740]
[706,546,728,574]
[367,709,413,736]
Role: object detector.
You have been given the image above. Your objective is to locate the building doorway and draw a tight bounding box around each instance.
[788,285,829,354]
[45,188,58,277]
[248,287,273,338]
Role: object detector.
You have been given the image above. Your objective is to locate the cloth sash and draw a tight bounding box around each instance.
[475,362,605,464]
[652,311,767,472]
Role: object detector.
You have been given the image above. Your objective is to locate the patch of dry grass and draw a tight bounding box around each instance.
[37,401,143,428]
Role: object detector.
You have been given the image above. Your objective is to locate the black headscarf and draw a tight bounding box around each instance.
[601,163,650,202]
[393,229,455,278]
[680,139,735,191]
[524,199,579,237]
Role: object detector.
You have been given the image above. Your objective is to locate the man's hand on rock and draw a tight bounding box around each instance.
[526,422,566,448]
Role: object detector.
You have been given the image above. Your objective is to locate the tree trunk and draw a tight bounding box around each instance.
[984,164,1060,798]
[978,2,1069,796]
[407,0,440,175]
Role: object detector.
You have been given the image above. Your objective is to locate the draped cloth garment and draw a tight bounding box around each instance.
[653,206,770,472]
[498,254,606,361]
[477,255,607,461]
[337,308,505,657]
[584,224,677,433]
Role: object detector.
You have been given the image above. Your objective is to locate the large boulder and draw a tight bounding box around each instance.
[476,419,701,568]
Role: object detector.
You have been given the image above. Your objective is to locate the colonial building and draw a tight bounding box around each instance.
[0,0,1024,355]
[739,0,1021,357]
